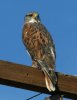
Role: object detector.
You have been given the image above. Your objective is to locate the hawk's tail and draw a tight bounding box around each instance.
[43,69,56,91]
[37,60,57,92]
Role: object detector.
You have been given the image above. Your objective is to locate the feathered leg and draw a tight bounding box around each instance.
[32,60,37,68]
[32,60,41,69]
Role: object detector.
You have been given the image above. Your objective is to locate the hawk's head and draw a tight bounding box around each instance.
[24,12,40,23]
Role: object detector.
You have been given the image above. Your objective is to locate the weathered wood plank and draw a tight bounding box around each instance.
[0,60,77,99]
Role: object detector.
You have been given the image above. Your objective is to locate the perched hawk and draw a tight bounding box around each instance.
[22,12,57,91]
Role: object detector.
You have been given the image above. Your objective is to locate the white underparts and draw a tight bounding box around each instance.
[28,18,40,23]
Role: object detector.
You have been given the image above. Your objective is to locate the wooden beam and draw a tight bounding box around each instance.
[0,60,77,99]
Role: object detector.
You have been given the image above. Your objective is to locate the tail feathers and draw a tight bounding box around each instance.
[36,59,57,92]
[44,70,55,91]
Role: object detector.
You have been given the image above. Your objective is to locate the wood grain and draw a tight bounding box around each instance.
[0,60,77,99]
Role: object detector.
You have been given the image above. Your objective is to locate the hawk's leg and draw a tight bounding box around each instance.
[32,60,41,70]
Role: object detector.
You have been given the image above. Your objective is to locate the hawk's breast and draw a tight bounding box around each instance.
[22,23,56,66]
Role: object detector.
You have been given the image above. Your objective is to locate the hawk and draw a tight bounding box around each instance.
[22,12,57,91]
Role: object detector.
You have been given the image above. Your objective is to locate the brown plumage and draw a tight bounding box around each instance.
[22,12,57,91]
